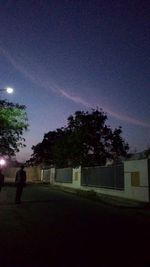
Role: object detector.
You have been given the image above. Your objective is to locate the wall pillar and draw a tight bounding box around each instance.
[72,166,81,188]
[124,159,149,202]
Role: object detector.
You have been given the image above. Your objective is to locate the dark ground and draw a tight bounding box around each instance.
[0,184,150,267]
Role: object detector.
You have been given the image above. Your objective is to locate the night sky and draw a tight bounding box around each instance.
[0,0,149,161]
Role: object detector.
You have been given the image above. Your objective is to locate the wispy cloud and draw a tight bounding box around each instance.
[1,45,150,128]
[59,89,150,128]
[60,89,91,108]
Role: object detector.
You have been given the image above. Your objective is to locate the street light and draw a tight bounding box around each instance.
[5,87,14,94]
[0,158,6,167]
[0,87,14,99]
[0,87,14,94]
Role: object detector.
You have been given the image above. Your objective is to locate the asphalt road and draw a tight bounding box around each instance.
[0,184,150,267]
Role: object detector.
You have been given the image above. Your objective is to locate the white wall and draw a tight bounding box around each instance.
[53,159,150,202]
[50,168,55,184]
[124,159,149,202]
[3,166,41,182]
[81,160,149,202]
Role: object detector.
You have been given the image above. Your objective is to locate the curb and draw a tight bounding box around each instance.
[51,185,145,209]
[41,184,150,216]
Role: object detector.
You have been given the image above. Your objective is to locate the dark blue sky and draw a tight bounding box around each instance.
[0,0,149,161]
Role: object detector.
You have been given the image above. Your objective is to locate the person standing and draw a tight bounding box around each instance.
[0,169,4,192]
[15,165,26,204]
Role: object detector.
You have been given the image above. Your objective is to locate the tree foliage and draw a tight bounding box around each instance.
[0,100,28,157]
[29,109,129,167]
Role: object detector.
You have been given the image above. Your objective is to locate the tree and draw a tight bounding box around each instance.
[29,108,129,167]
[28,129,66,166]
[53,109,129,166]
[28,131,57,165]
[0,99,28,157]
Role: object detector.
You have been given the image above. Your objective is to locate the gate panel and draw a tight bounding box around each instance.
[55,168,72,183]
[81,165,124,190]
[43,169,50,182]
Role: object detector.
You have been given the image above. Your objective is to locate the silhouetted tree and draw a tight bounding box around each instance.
[28,129,65,165]
[0,99,28,157]
[29,108,129,167]
[54,109,129,166]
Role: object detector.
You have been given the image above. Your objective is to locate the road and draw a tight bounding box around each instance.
[0,184,149,267]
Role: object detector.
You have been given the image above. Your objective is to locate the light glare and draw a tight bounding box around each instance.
[0,159,6,166]
[6,87,14,94]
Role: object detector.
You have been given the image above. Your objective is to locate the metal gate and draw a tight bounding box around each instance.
[42,168,55,184]
[42,169,50,182]
[55,167,72,183]
[81,165,124,190]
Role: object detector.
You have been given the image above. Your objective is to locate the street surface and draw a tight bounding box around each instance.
[0,184,149,267]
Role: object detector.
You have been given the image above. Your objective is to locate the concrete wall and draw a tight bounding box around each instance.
[124,159,149,202]
[53,159,150,202]
[5,159,148,202]
[3,167,17,182]
[3,166,41,182]
[26,166,41,182]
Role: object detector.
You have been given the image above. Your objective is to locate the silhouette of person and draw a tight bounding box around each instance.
[15,165,26,204]
[0,169,4,192]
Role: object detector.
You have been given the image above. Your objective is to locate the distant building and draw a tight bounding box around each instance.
[127,151,147,161]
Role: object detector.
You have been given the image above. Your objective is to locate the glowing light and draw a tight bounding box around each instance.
[0,159,6,166]
[6,87,14,94]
